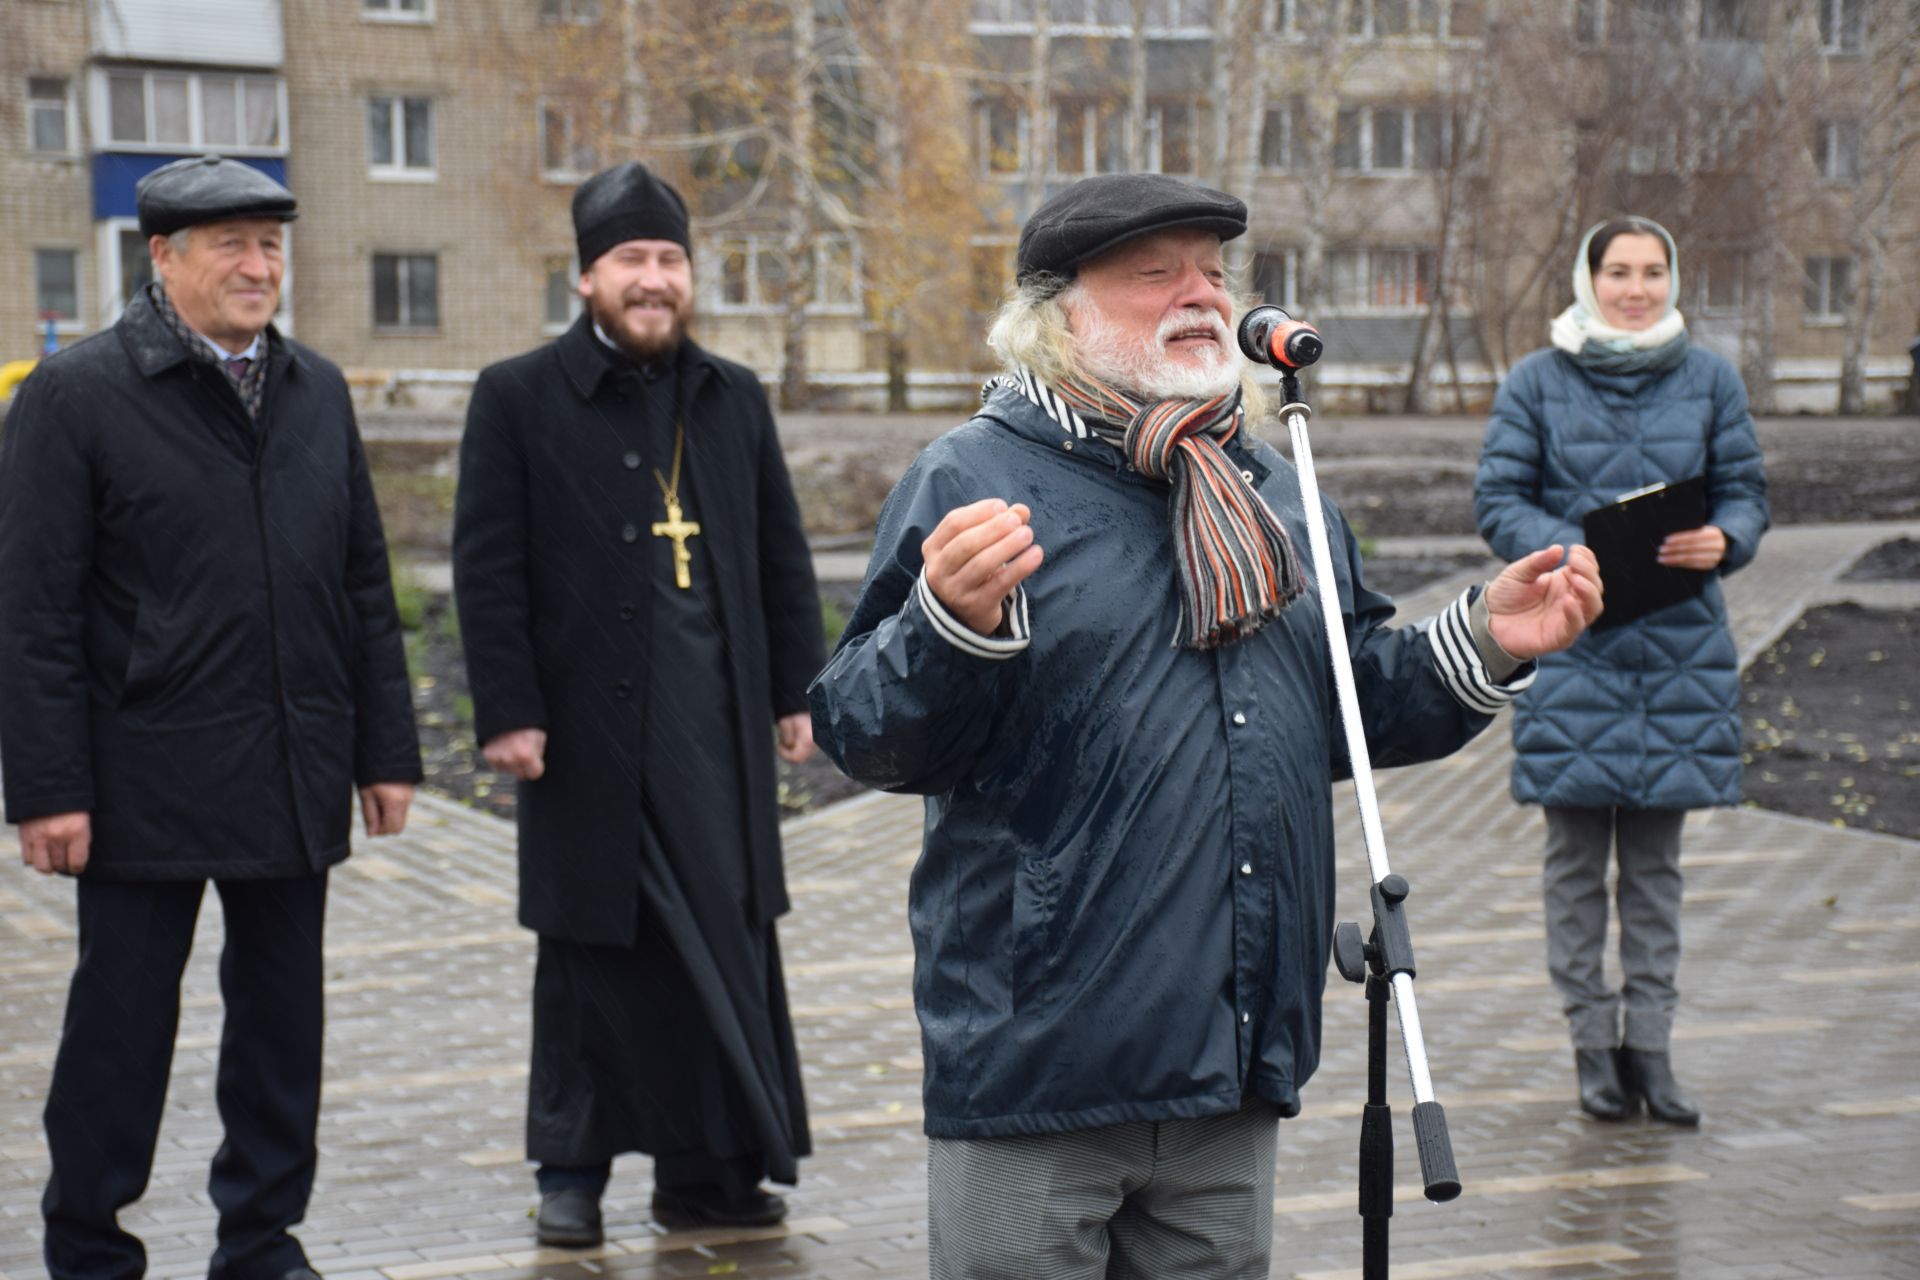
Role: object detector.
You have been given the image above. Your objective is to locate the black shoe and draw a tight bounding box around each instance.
[276,1270,323,1280]
[1619,1047,1702,1126]
[1574,1047,1633,1121]
[651,1185,788,1228]
[536,1187,605,1247]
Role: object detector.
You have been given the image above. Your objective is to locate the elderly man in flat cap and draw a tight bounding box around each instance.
[0,156,421,1280]
[811,173,1603,1276]
[453,161,822,1245]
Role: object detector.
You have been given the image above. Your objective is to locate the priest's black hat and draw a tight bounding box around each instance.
[1016,173,1246,284]
[573,162,691,269]
[135,155,298,237]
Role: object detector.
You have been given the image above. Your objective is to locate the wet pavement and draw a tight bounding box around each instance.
[2,521,1917,1280]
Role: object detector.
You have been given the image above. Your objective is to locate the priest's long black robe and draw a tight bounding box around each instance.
[452,318,824,1181]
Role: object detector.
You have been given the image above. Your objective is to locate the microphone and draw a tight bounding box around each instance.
[1238,305,1324,370]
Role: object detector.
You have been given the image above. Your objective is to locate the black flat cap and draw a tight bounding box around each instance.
[573,162,691,269]
[136,155,298,237]
[1016,173,1246,284]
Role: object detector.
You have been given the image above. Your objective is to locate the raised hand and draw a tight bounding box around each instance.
[923,498,1045,635]
[1485,544,1605,660]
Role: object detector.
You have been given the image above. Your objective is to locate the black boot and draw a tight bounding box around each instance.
[1619,1047,1701,1126]
[1574,1048,1633,1120]
[536,1187,605,1247]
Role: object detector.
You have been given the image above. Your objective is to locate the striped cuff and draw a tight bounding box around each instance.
[914,570,1031,660]
[1426,587,1535,714]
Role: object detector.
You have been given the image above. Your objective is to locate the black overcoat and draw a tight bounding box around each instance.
[452,319,824,946]
[0,290,423,879]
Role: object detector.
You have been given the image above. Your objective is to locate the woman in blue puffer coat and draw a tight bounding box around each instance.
[1474,217,1769,1127]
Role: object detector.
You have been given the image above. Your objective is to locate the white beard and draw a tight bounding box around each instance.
[1073,301,1246,402]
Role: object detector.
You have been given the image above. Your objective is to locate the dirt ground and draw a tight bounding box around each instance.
[376,412,1920,830]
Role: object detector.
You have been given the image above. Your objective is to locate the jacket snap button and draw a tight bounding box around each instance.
[623,451,641,470]
[618,603,635,621]
[614,680,633,698]
[621,523,639,543]
[1241,469,1255,482]
[1062,439,1074,451]
[1240,862,1253,876]
[1232,711,1247,726]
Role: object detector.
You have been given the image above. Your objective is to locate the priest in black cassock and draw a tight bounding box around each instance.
[452,162,825,1247]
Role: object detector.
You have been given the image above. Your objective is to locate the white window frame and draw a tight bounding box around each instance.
[1252,249,1298,310]
[1324,246,1434,315]
[539,0,604,22]
[1803,256,1852,325]
[1264,0,1301,35]
[367,94,436,181]
[1347,0,1447,40]
[1335,104,1448,175]
[33,247,84,335]
[1259,99,1294,172]
[537,99,599,182]
[1051,97,1129,178]
[1812,118,1862,185]
[362,0,434,23]
[703,235,863,315]
[1694,252,1745,315]
[90,68,288,155]
[1818,0,1864,53]
[1147,100,1198,176]
[543,254,581,335]
[977,99,1028,179]
[26,75,78,156]
[372,252,439,331]
[968,0,1209,37]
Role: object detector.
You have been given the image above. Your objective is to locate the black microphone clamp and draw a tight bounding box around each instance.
[1238,305,1325,370]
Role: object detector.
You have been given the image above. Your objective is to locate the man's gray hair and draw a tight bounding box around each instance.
[984,273,1271,421]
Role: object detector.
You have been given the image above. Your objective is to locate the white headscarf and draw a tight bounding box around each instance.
[1551,218,1687,358]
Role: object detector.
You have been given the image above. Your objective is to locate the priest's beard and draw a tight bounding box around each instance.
[1070,298,1247,402]
[589,288,692,365]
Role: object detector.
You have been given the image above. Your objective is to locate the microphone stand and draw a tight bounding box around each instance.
[1274,367,1461,1280]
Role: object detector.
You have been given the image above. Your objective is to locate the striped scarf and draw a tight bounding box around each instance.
[149,283,270,421]
[1052,373,1306,649]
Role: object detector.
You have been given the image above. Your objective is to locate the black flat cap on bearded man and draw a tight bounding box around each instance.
[573,161,691,269]
[1016,173,1247,284]
[135,154,299,237]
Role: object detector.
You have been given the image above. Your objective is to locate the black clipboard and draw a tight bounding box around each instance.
[1581,474,1710,630]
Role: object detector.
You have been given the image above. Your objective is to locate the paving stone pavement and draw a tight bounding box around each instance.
[2,522,1917,1280]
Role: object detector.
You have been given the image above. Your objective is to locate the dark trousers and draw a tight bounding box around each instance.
[42,873,329,1280]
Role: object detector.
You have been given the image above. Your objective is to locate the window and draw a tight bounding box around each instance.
[1264,0,1299,34]
[373,253,439,329]
[364,0,432,19]
[978,100,1027,176]
[969,0,1039,24]
[1694,251,1744,313]
[1252,251,1296,309]
[99,69,284,152]
[1699,0,1764,40]
[1574,0,1604,44]
[1334,105,1448,173]
[1259,100,1300,171]
[1325,247,1433,312]
[117,225,153,315]
[1819,0,1864,52]
[34,249,80,331]
[1348,0,1444,38]
[539,0,602,21]
[1053,99,1126,177]
[539,102,600,179]
[368,96,435,177]
[1803,257,1853,322]
[544,256,580,333]
[1149,102,1195,175]
[28,76,74,153]
[1813,119,1862,184]
[705,236,862,313]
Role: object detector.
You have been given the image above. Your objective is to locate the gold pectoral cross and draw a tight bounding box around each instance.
[652,495,701,589]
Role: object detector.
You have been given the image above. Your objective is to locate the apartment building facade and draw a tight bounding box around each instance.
[3,0,1914,409]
